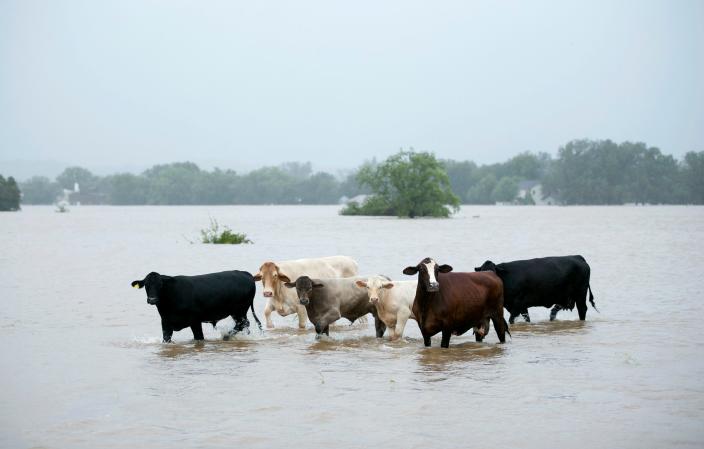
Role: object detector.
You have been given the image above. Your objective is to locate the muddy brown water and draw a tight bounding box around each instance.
[1,205,703,448]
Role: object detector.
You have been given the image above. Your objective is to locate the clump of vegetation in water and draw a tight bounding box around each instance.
[200,218,252,244]
[340,150,460,218]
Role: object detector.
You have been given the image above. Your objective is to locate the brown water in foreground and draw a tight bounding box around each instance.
[1,205,703,448]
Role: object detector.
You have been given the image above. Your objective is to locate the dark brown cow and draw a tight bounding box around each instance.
[403,257,508,348]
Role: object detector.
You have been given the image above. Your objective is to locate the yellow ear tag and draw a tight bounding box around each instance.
[133,284,139,289]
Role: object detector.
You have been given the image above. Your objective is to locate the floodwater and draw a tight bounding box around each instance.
[1,205,703,448]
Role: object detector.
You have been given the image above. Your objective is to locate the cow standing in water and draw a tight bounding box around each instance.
[355,275,417,341]
[131,270,260,342]
[403,257,508,348]
[285,276,386,338]
[475,255,597,323]
[254,256,358,329]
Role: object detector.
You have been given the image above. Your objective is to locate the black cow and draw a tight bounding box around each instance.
[131,270,261,342]
[475,255,597,323]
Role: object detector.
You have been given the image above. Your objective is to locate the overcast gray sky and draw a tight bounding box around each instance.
[1,0,703,179]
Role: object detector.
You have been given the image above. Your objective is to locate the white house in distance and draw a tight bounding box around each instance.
[515,180,557,205]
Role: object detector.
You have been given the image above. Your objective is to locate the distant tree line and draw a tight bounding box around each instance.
[15,139,704,206]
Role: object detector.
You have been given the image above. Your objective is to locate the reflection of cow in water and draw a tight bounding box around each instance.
[475,255,597,324]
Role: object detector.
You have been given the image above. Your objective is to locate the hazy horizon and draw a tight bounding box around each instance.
[2,1,703,180]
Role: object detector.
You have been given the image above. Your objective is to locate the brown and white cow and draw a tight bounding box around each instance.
[253,256,358,328]
[403,257,509,348]
[355,275,417,341]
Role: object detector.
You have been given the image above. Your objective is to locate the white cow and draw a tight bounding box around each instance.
[254,256,358,329]
[355,275,417,340]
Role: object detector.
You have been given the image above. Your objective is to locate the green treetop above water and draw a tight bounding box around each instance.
[342,150,460,218]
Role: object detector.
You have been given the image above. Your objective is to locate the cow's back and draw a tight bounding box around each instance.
[314,277,371,321]
[277,256,355,279]
[499,255,590,308]
[160,270,255,330]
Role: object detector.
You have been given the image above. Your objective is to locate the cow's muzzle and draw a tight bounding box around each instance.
[427,282,440,292]
[147,297,158,305]
[370,297,379,304]
[299,298,310,306]
[263,291,273,298]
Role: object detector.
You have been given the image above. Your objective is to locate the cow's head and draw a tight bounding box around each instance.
[475,260,497,272]
[402,257,452,293]
[131,272,170,305]
[283,276,323,305]
[355,275,394,304]
[253,262,291,298]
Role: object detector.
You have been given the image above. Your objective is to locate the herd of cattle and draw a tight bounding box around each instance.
[131,255,597,348]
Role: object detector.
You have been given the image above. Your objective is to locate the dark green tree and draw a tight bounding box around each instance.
[682,151,704,204]
[0,175,21,211]
[342,150,460,217]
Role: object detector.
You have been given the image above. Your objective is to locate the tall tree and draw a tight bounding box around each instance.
[344,150,460,217]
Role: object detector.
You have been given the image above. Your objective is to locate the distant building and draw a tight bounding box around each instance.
[516,180,557,206]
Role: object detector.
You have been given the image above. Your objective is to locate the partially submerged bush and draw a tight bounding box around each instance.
[200,218,252,244]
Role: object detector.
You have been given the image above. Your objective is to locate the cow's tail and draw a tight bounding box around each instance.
[504,317,511,339]
[250,302,263,331]
[588,285,599,313]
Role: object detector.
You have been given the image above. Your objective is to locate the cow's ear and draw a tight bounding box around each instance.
[278,273,291,283]
[403,266,419,275]
[438,264,453,273]
[284,282,296,289]
[383,282,394,289]
[313,282,324,289]
[355,280,367,288]
[131,280,144,289]
[253,272,262,281]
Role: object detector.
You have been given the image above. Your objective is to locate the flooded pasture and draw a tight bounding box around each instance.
[1,205,703,448]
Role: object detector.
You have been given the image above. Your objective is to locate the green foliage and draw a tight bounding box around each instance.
[19,176,60,204]
[492,176,519,203]
[200,218,252,245]
[14,141,704,206]
[0,175,21,211]
[542,140,694,205]
[445,152,551,204]
[341,150,460,218]
[682,151,704,204]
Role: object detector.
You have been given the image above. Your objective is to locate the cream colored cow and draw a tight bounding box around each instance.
[355,275,417,340]
[254,256,358,329]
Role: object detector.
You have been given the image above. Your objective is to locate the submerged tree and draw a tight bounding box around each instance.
[341,150,460,218]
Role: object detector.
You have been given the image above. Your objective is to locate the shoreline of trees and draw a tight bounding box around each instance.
[13,139,704,207]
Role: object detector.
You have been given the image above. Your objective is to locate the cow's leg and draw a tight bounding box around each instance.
[393,310,412,341]
[423,333,431,347]
[190,323,204,341]
[550,305,561,321]
[508,310,520,324]
[440,330,451,348]
[161,319,173,343]
[263,301,275,329]
[521,309,531,322]
[374,316,387,338]
[491,314,506,343]
[230,316,250,337]
[296,304,308,329]
[577,301,587,321]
